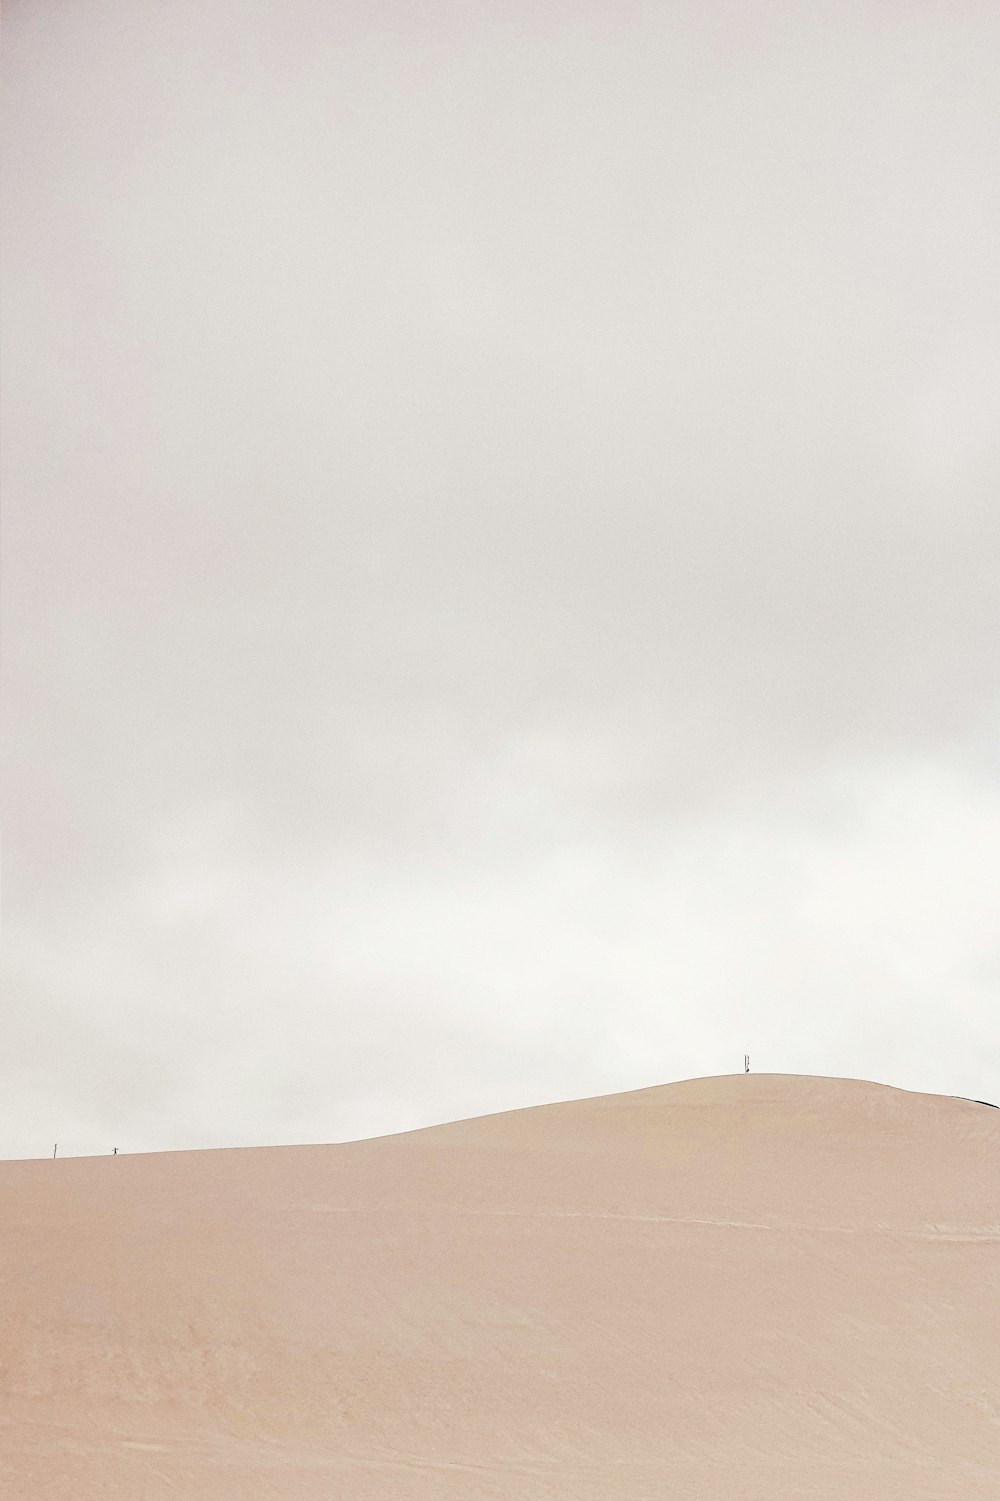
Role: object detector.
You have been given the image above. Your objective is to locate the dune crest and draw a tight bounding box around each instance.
[3,1074,998,1499]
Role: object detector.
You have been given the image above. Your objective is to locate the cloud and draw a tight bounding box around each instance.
[3,0,998,1155]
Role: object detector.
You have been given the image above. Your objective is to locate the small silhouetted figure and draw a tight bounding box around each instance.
[113,1148,118,1155]
[744,1054,750,1074]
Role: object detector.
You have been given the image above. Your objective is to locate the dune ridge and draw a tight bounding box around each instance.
[2,1073,998,1498]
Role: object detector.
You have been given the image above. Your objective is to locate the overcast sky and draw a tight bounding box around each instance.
[3,0,999,1158]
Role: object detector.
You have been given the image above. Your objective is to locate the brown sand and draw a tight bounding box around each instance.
[2,1073,998,1498]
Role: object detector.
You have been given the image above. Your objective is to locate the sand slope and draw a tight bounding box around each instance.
[2,1073,998,1498]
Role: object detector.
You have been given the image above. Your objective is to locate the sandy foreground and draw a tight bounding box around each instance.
[2,1073,998,1499]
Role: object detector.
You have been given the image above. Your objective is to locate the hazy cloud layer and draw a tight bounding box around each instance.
[3,0,998,1156]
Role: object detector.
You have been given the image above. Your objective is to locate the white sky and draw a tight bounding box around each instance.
[3,0,999,1157]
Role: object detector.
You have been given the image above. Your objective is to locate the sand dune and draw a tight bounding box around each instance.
[2,1074,998,1498]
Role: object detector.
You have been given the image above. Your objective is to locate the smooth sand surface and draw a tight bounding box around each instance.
[2,1073,998,1498]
